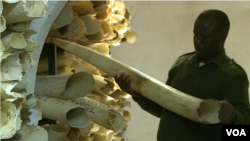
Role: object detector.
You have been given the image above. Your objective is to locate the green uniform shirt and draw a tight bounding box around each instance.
[133,50,250,141]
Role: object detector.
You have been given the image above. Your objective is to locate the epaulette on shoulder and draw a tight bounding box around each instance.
[231,59,247,74]
[221,58,247,77]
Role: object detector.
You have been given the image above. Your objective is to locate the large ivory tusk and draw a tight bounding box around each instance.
[52,38,221,124]
[73,97,127,133]
[2,0,48,24]
[36,96,90,128]
[35,72,94,99]
[50,3,73,30]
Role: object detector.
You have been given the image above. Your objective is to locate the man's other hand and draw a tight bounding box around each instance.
[114,73,140,97]
[218,100,236,124]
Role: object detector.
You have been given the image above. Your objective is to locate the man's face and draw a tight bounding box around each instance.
[193,18,224,62]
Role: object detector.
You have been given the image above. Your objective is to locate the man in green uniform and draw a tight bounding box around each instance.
[114,9,250,140]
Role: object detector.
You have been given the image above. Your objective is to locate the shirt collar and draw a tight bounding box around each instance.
[188,50,226,67]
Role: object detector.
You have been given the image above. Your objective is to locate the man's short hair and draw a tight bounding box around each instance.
[197,9,230,33]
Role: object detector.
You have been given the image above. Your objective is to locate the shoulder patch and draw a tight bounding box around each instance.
[220,58,247,77]
[231,59,247,73]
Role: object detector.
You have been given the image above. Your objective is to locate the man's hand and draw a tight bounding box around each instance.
[114,73,140,97]
[218,100,236,124]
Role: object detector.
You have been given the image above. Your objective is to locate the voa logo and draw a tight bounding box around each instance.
[226,129,246,136]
